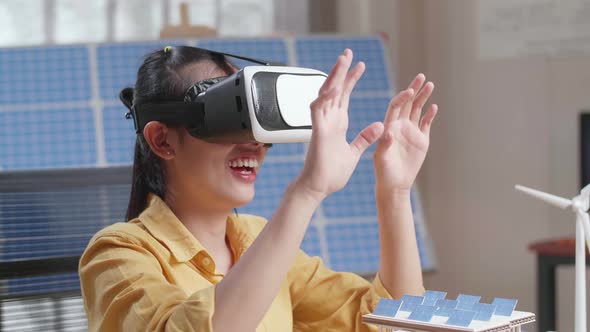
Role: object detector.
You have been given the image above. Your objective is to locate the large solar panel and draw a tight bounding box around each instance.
[0,37,437,327]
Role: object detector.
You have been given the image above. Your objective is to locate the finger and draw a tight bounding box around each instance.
[419,104,438,135]
[399,74,425,119]
[311,87,339,119]
[319,49,353,95]
[339,61,365,109]
[408,73,426,92]
[410,81,434,124]
[350,122,384,157]
[383,89,414,126]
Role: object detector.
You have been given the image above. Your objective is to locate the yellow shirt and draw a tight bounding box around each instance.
[79,194,393,331]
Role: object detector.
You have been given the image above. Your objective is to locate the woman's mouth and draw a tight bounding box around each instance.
[228,157,259,183]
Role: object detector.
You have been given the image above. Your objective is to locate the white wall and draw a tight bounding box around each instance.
[339,1,590,331]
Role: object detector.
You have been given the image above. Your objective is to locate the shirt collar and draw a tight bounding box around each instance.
[138,193,255,263]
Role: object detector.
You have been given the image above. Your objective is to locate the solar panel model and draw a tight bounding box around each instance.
[363,291,535,332]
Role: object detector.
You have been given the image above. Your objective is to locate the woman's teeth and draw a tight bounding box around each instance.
[228,158,259,169]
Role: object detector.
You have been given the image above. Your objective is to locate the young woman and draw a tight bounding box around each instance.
[79,46,437,332]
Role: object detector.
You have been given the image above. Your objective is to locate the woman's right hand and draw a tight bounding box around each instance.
[295,49,384,201]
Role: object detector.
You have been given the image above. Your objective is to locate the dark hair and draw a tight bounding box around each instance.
[122,46,234,220]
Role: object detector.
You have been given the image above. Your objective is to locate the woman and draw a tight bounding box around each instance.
[79,46,437,331]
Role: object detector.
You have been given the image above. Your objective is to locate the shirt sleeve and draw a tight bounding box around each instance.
[79,232,215,332]
[287,250,395,332]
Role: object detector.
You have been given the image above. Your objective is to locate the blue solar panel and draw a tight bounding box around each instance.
[434,299,459,317]
[196,39,289,68]
[97,41,185,100]
[408,304,436,322]
[400,295,424,312]
[103,104,136,164]
[373,299,402,317]
[301,224,322,257]
[413,187,435,271]
[492,298,518,316]
[446,309,477,327]
[0,107,97,170]
[238,160,303,219]
[472,303,496,321]
[0,46,91,105]
[325,222,380,272]
[423,290,447,306]
[347,97,391,152]
[456,294,481,310]
[266,143,305,157]
[295,36,392,93]
[322,159,376,217]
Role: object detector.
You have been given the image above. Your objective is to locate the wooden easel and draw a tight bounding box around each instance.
[160,3,217,38]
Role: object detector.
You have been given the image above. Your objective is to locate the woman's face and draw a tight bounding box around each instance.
[165,62,269,211]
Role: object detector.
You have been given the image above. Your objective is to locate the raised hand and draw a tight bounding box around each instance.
[374,74,438,192]
[296,49,384,200]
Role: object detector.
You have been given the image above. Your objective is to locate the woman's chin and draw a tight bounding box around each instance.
[224,186,255,209]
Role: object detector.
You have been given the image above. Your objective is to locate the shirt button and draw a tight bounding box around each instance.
[202,257,211,266]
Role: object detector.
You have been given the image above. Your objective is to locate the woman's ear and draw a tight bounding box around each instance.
[142,121,176,160]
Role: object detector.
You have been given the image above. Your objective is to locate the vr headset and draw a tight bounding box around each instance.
[121,47,327,144]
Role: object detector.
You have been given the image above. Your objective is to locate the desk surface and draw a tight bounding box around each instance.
[528,238,589,256]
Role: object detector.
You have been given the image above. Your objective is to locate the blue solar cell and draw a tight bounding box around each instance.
[436,299,458,310]
[347,97,391,153]
[325,222,379,272]
[435,299,459,317]
[295,36,392,93]
[434,306,457,317]
[400,295,425,312]
[446,309,477,327]
[492,298,518,316]
[423,290,447,306]
[196,39,289,69]
[456,294,481,310]
[373,299,402,317]
[103,104,136,164]
[412,188,435,271]
[0,107,97,170]
[0,46,91,105]
[322,159,376,218]
[238,160,303,219]
[266,143,305,157]
[301,224,322,257]
[472,303,496,321]
[408,304,436,322]
[97,41,185,100]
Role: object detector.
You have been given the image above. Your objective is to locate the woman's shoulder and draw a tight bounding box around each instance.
[87,220,151,247]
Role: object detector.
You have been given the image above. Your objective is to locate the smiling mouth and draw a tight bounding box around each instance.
[228,157,259,176]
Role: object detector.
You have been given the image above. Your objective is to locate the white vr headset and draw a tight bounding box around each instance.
[122,48,327,145]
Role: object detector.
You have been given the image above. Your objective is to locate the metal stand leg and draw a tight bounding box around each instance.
[538,255,556,332]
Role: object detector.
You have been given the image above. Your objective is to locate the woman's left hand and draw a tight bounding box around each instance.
[374,74,438,193]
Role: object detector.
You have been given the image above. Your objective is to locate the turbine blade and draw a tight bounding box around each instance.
[515,185,572,209]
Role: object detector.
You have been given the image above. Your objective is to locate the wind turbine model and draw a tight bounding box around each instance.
[515,184,590,332]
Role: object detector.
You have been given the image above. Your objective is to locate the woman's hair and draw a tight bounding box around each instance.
[123,46,234,220]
